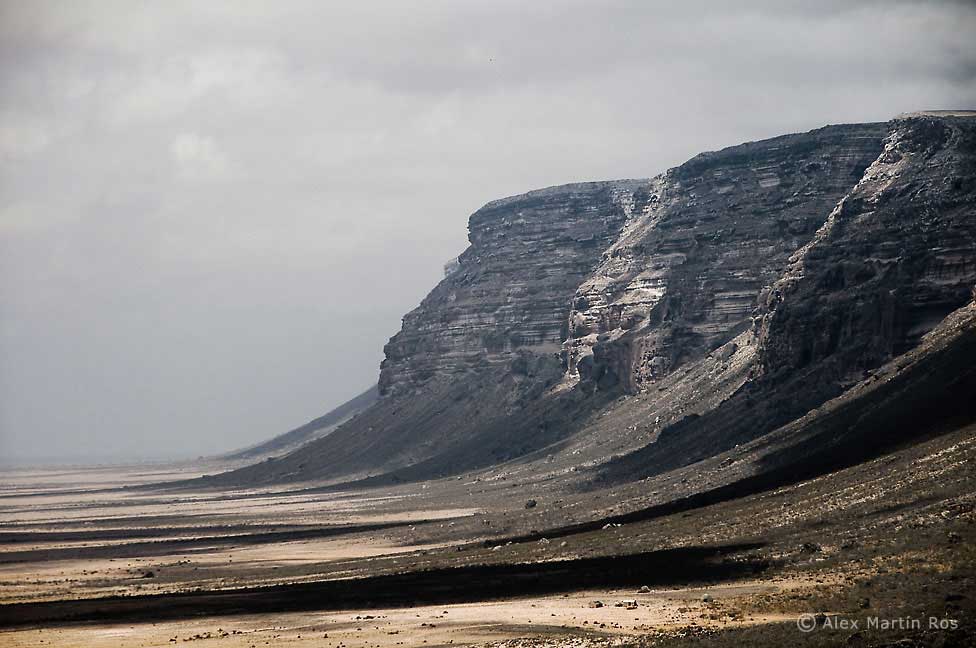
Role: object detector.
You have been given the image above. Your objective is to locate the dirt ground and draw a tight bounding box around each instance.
[0,583,802,648]
[1,425,974,647]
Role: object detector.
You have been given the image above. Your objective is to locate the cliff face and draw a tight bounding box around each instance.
[383,124,888,399]
[756,116,976,383]
[597,115,976,481]
[565,124,886,392]
[208,114,976,489]
[379,180,649,396]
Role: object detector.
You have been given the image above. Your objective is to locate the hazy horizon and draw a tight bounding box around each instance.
[2,1,975,464]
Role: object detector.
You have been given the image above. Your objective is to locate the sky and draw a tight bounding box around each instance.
[1,1,974,464]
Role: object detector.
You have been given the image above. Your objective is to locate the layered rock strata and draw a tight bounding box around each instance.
[379,180,650,396]
[564,124,887,391]
[756,116,976,383]
[601,115,976,478]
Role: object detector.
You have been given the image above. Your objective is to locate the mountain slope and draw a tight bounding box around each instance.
[204,114,975,491]
[590,114,976,480]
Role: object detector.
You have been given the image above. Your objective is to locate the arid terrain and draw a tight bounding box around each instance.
[2,113,975,647]
[1,418,974,647]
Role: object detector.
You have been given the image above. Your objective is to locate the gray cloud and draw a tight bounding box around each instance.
[1,0,974,462]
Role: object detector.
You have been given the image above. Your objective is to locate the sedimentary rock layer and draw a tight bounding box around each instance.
[565,123,886,391]
[756,116,976,383]
[601,115,976,478]
[379,180,649,396]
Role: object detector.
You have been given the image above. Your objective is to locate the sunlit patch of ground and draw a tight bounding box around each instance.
[0,581,806,648]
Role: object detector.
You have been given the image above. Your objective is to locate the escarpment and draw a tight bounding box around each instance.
[564,123,886,392]
[596,115,976,482]
[206,114,976,489]
[379,180,650,396]
[756,116,976,384]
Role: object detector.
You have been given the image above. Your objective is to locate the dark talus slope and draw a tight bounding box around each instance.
[221,385,378,461]
[579,294,976,539]
[600,115,976,480]
[750,295,976,481]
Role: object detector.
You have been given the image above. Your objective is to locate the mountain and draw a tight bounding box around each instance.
[202,113,976,493]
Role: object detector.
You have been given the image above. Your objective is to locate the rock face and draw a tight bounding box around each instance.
[756,116,976,384]
[382,124,888,398]
[209,114,976,489]
[598,115,976,481]
[379,180,649,396]
[565,124,886,392]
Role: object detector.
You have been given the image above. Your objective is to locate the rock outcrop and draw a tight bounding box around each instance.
[564,123,886,392]
[379,180,649,396]
[756,116,976,384]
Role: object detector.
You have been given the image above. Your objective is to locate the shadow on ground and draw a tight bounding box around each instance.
[0,542,766,628]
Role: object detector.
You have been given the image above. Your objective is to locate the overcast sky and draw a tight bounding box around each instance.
[1,1,974,463]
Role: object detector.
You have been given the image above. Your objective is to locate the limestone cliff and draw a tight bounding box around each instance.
[565,123,886,392]
[756,115,976,383]
[379,180,649,396]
